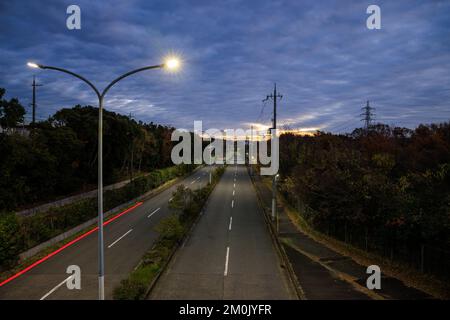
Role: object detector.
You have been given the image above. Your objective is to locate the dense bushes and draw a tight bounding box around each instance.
[0,100,177,212]
[278,123,450,276]
[0,165,195,270]
[113,166,225,300]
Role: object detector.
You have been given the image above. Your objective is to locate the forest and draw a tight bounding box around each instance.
[0,88,175,212]
[278,123,450,277]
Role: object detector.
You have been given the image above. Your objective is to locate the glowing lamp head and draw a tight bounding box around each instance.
[165,57,180,70]
[27,62,40,69]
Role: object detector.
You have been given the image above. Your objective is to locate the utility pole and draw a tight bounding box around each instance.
[31,76,43,125]
[360,100,375,130]
[207,144,213,184]
[263,83,282,222]
[249,124,253,176]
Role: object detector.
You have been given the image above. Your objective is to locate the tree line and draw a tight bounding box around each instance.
[278,123,450,277]
[0,87,176,212]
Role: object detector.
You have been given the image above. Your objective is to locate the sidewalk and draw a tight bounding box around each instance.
[251,172,432,300]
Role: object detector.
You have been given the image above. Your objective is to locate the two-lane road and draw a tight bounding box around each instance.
[151,165,294,299]
[0,166,213,300]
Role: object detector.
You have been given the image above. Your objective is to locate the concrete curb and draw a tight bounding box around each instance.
[248,167,306,300]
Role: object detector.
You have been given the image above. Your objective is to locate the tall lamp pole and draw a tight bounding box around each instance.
[27,58,180,300]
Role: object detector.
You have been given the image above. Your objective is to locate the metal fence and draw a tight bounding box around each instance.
[289,195,450,281]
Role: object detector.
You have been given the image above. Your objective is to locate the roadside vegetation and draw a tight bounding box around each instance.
[0,87,200,270]
[0,87,176,212]
[113,166,225,300]
[277,123,450,280]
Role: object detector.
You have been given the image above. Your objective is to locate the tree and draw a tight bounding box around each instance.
[0,88,25,130]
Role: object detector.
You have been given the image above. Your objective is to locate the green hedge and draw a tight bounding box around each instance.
[0,164,196,270]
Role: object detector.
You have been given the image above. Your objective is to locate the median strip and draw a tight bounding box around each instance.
[113,166,226,300]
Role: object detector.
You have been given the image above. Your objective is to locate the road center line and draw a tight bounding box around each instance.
[232,190,235,196]
[233,183,235,188]
[40,275,74,300]
[108,229,133,248]
[147,207,161,218]
[224,246,230,276]
[231,200,234,208]
[229,217,233,230]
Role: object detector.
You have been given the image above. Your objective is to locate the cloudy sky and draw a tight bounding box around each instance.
[0,0,449,132]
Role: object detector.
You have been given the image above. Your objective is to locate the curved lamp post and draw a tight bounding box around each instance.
[27,58,180,300]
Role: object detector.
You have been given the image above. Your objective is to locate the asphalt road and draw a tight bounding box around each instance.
[150,165,294,299]
[0,166,213,300]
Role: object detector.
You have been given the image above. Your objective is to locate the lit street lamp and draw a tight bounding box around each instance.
[27,57,180,300]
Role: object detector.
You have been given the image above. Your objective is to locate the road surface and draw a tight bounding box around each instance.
[0,166,213,300]
[151,165,294,299]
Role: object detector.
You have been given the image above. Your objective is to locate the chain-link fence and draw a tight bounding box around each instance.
[291,196,450,281]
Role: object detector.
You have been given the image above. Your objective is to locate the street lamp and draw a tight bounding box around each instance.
[27,57,180,300]
[165,57,180,71]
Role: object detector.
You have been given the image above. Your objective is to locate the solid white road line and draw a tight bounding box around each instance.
[229,217,233,231]
[40,275,74,300]
[224,246,230,276]
[231,200,234,208]
[108,229,133,248]
[147,207,160,218]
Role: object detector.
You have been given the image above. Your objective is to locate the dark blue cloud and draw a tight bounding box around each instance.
[0,0,449,132]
